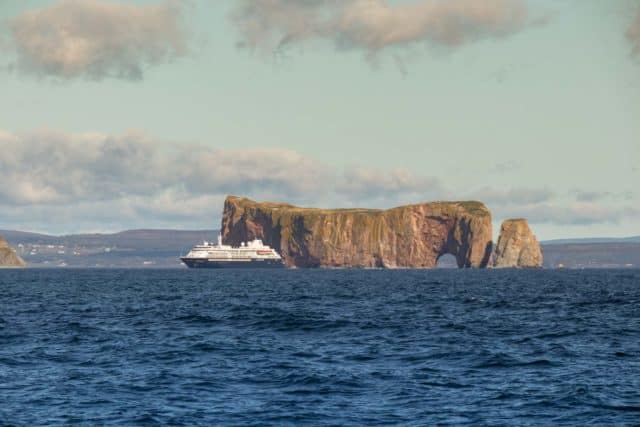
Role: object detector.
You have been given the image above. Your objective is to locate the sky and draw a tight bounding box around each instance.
[0,0,638,240]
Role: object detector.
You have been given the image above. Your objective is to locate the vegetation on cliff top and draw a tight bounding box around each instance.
[501,218,528,224]
[225,196,490,217]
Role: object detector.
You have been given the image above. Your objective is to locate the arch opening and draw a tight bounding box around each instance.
[435,253,458,269]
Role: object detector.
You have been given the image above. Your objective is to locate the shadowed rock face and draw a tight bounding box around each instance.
[493,219,543,268]
[221,196,493,268]
[0,236,26,268]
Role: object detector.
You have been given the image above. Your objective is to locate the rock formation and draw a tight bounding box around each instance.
[221,196,493,268]
[0,236,26,268]
[493,219,543,268]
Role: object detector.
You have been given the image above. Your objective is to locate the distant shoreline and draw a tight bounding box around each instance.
[1,229,638,270]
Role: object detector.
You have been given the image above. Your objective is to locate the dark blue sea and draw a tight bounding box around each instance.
[0,269,639,426]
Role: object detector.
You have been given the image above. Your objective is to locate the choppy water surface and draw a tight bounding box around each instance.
[0,269,639,425]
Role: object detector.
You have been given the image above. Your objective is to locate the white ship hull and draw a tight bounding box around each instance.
[181,257,285,268]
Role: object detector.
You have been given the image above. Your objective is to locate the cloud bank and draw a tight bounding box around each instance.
[8,0,189,80]
[0,129,444,231]
[0,128,635,232]
[233,0,533,58]
[0,129,325,206]
[467,187,636,226]
[496,203,639,226]
[469,186,555,205]
[336,167,447,204]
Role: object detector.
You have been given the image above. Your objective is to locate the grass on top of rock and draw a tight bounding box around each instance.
[455,201,491,217]
[502,218,528,224]
[226,196,491,221]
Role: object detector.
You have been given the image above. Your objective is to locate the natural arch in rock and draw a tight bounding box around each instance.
[436,253,458,268]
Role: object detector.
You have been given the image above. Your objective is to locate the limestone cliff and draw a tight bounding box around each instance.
[221,196,493,268]
[0,236,26,268]
[493,219,543,268]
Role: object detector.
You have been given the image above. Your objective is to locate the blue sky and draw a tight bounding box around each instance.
[0,0,639,239]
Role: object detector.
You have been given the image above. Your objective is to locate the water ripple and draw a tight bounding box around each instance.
[0,268,638,425]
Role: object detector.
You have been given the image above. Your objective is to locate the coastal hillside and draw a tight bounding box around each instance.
[542,242,640,269]
[542,236,640,244]
[221,195,493,268]
[0,229,216,268]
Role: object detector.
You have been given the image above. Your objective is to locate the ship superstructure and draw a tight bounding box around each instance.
[180,235,285,268]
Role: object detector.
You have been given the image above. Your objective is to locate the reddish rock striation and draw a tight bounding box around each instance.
[0,235,26,268]
[221,196,493,268]
[493,219,543,268]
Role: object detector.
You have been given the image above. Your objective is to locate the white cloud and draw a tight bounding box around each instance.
[468,186,555,205]
[469,187,638,226]
[569,190,612,203]
[336,166,447,205]
[0,129,327,206]
[0,129,168,203]
[180,146,328,197]
[8,0,189,80]
[490,160,521,173]
[233,0,535,59]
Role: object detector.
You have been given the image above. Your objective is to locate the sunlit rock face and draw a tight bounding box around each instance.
[220,196,493,268]
[0,236,26,268]
[493,219,543,268]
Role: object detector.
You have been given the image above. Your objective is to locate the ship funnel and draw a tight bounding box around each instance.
[217,234,222,246]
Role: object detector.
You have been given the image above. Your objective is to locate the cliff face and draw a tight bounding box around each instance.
[493,219,542,268]
[221,196,493,268]
[0,236,26,268]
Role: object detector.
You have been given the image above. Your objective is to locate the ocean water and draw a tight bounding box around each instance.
[0,269,639,426]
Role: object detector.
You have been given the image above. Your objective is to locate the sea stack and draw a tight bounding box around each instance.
[0,235,26,268]
[220,195,493,268]
[493,219,543,268]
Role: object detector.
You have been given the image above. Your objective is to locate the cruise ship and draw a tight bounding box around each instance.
[180,235,285,268]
